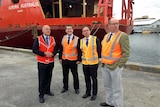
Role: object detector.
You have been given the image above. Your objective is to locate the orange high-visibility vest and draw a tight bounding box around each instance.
[101,31,122,64]
[80,36,98,65]
[37,35,55,64]
[62,35,79,60]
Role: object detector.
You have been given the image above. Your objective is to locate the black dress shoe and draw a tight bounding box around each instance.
[82,94,91,98]
[45,92,54,96]
[100,102,114,107]
[39,97,44,103]
[61,88,68,93]
[90,95,96,101]
[75,89,79,94]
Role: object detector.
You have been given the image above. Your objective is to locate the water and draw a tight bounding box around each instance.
[128,33,160,65]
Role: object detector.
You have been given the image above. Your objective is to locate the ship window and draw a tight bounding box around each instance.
[39,0,97,18]
[12,0,19,4]
[39,0,54,18]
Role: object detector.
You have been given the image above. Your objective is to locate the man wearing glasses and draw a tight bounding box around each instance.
[100,18,130,107]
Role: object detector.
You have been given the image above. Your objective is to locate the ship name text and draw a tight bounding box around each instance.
[8,2,39,10]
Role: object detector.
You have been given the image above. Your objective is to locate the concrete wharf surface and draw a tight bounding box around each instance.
[0,48,160,107]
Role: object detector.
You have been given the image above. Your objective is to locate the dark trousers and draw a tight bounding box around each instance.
[83,64,98,95]
[62,60,79,90]
[38,62,54,98]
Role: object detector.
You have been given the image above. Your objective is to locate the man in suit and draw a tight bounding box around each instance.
[80,26,101,101]
[32,25,58,103]
[100,17,130,107]
[59,25,81,94]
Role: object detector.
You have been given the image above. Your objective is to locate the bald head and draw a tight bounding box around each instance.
[108,17,119,33]
[42,25,51,36]
[108,18,119,24]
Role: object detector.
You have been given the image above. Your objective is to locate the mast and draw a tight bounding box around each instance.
[59,0,62,18]
[97,0,113,25]
[121,0,133,25]
[82,0,86,17]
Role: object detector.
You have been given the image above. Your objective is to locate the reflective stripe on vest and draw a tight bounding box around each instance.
[81,36,98,65]
[37,35,55,64]
[62,35,78,60]
[101,31,122,64]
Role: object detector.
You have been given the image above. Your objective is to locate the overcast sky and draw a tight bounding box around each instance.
[113,0,160,19]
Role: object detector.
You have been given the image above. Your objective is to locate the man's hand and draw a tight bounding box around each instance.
[76,61,80,64]
[59,59,62,64]
[44,52,53,58]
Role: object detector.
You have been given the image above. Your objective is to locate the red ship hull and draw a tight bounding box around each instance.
[0,25,133,49]
[0,0,134,48]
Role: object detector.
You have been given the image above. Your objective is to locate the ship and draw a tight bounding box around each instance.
[133,16,160,33]
[0,0,134,49]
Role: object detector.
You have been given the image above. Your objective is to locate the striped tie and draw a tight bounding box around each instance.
[46,37,49,45]
[107,33,112,42]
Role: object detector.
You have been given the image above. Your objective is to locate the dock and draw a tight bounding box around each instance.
[0,47,160,107]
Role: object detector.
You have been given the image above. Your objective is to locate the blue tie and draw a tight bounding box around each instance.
[86,38,88,46]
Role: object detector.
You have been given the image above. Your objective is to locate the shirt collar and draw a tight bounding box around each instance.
[43,34,49,39]
[109,32,114,36]
[67,34,74,40]
[85,35,91,39]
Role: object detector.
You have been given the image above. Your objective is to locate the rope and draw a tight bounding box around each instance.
[0,26,37,43]
[90,21,102,36]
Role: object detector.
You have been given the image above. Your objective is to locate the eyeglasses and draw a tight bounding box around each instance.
[82,29,90,32]
[109,23,119,25]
